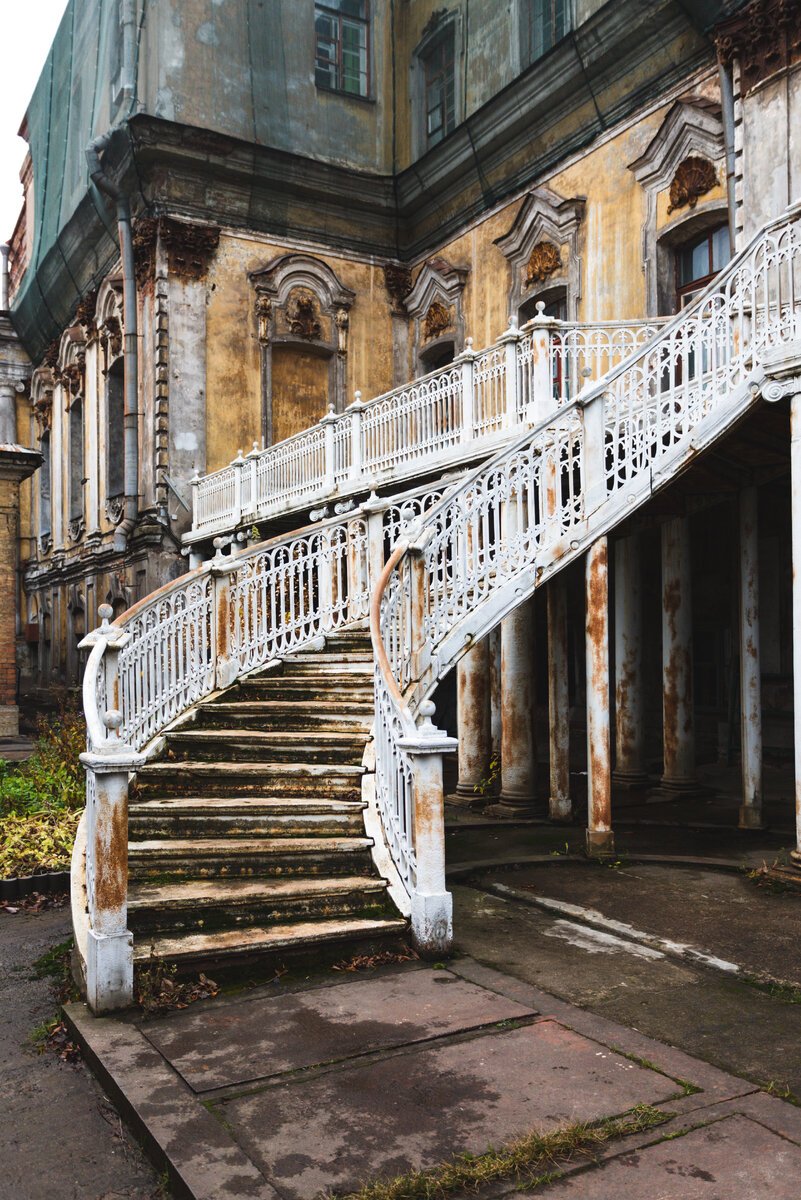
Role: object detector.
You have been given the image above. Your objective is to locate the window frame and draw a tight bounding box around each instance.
[524,0,573,68]
[675,223,730,309]
[422,27,456,150]
[314,0,370,100]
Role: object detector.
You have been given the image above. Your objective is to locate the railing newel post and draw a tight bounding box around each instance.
[362,487,389,590]
[498,316,520,429]
[397,700,457,956]
[321,404,337,495]
[529,303,557,425]
[232,449,245,526]
[347,391,364,482]
[457,337,476,443]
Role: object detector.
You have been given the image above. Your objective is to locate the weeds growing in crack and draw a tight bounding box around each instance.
[328,1104,672,1200]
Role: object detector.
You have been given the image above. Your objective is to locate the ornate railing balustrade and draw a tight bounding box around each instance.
[189,314,663,542]
[372,202,801,954]
[75,475,458,1011]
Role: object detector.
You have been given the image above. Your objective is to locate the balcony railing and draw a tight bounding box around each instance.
[188,312,664,541]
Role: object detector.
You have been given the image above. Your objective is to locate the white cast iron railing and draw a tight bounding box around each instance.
[189,314,663,541]
[74,473,465,1010]
[371,201,801,952]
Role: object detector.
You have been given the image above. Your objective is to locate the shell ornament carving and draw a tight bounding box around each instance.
[287,293,322,341]
[668,157,717,215]
[524,241,561,287]
[423,300,450,341]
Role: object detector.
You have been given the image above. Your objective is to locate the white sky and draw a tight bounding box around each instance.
[0,1,69,243]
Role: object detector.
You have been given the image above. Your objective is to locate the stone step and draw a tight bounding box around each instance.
[195,701,373,731]
[285,650,373,665]
[162,729,369,765]
[280,661,373,677]
[132,915,409,967]
[128,875,391,935]
[129,796,367,839]
[134,760,365,799]
[238,677,375,702]
[128,835,375,880]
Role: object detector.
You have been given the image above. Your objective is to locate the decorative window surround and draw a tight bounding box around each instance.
[629,100,726,316]
[403,256,468,374]
[494,186,585,322]
[250,254,355,446]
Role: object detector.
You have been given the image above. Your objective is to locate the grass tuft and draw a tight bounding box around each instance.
[329,1104,671,1200]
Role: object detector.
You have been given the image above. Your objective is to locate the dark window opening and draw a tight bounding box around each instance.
[420,341,455,373]
[529,0,571,64]
[39,431,51,536]
[423,27,455,149]
[106,361,125,499]
[69,400,84,522]
[315,1,369,97]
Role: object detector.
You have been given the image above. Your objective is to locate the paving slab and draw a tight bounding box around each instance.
[218,1019,677,1200]
[142,967,534,1092]
[527,1113,801,1197]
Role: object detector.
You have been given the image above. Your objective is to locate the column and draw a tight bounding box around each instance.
[455,637,492,802]
[489,624,502,760]
[0,447,42,739]
[0,382,16,445]
[613,535,648,787]
[660,517,696,792]
[791,393,801,870]
[547,575,572,820]
[739,487,763,828]
[586,537,614,854]
[491,595,537,814]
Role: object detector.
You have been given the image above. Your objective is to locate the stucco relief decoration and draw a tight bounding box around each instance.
[383,263,413,313]
[106,495,126,525]
[716,0,801,95]
[256,295,272,346]
[160,218,221,281]
[103,316,123,358]
[63,354,85,398]
[33,387,53,431]
[667,156,717,214]
[423,301,451,341]
[75,289,99,338]
[287,292,322,341]
[524,241,562,287]
[132,218,158,287]
[335,308,349,357]
[68,515,85,543]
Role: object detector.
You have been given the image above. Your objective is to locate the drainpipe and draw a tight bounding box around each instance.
[0,244,9,311]
[86,130,138,552]
[718,58,737,257]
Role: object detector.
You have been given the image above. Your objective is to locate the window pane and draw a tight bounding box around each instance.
[315,15,334,37]
[711,224,730,272]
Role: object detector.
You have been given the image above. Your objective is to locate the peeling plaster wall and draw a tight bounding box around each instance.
[739,62,801,241]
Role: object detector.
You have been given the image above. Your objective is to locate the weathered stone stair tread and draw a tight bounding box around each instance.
[132,916,409,964]
[130,797,367,815]
[137,761,365,776]
[203,700,373,712]
[128,875,387,909]
[129,836,373,857]
[284,651,373,663]
[167,730,370,745]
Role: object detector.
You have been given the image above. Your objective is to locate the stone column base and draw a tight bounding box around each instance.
[86,928,134,1014]
[0,703,19,738]
[586,828,615,856]
[612,769,650,791]
[738,803,764,830]
[410,891,453,957]
[486,793,539,819]
[548,795,573,822]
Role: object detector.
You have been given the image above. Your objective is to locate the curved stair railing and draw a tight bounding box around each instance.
[74,476,457,1011]
[372,201,801,954]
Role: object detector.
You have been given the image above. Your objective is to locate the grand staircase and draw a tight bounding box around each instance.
[125,628,406,969]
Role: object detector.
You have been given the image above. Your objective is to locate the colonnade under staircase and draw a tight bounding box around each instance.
[75,201,801,1012]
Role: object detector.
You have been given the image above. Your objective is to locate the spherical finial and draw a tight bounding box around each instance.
[535,301,546,318]
[466,336,473,348]
[98,603,113,622]
[355,390,362,402]
[420,699,436,719]
[104,709,123,730]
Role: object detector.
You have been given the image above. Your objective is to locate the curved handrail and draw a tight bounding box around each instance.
[371,200,801,909]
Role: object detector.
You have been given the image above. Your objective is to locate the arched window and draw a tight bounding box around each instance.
[419,340,456,374]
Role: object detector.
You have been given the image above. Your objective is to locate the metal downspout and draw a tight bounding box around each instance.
[718,59,737,256]
[85,131,138,552]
